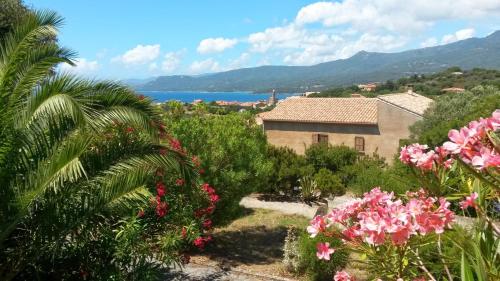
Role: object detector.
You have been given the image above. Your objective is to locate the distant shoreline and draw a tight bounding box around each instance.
[138,91,300,103]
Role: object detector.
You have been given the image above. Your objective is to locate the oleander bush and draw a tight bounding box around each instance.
[165,112,272,225]
[308,110,499,280]
[297,228,348,281]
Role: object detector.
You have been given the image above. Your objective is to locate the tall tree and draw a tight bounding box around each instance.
[0,0,29,39]
[0,10,198,279]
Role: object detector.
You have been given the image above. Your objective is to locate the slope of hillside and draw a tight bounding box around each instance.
[138,31,500,92]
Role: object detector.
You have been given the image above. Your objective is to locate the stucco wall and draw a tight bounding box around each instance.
[263,100,422,163]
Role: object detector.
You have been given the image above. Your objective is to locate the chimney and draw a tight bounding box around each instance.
[351,93,363,98]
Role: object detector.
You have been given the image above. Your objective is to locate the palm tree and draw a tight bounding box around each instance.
[0,11,196,279]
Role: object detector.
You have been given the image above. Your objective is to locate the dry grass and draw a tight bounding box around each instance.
[190,208,309,279]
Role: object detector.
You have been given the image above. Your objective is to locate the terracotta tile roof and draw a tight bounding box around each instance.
[377,92,433,116]
[260,97,378,125]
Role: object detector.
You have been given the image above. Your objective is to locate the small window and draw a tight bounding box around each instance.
[355,137,365,152]
[312,134,328,144]
[319,134,329,144]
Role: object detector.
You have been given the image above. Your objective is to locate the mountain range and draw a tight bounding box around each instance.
[136,31,500,93]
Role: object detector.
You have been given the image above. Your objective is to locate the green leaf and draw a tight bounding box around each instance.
[461,251,475,281]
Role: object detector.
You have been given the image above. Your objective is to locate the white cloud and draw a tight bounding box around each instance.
[161,51,184,73]
[295,0,500,33]
[60,58,99,75]
[197,37,238,54]
[227,52,251,70]
[148,62,158,71]
[283,33,406,65]
[189,58,220,74]
[441,28,475,44]
[420,37,438,48]
[248,24,304,52]
[113,44,160,64]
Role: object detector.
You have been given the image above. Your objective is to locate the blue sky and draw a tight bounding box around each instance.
[28,0,500,79]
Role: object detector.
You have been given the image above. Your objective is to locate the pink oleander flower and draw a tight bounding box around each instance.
[307,215,327,237]
[460,192,479,210]
[209,194,219,203]
[316,242,335,260]
[155,201,168,218]
[471,147,500,170]
[334,270,355,281]
[156,181,166,197]
[202,183,215,194]
[193,237,205,249]
[490,109,500,130]
[442,128,470,155]
[309,187,455,247]
[399,144,428,164]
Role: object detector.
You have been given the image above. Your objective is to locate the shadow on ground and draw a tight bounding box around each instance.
[202,224,288,268]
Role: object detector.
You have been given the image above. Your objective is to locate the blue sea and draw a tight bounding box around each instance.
[138,91,300,103]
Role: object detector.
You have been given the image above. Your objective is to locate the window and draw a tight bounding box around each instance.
[312,134,329,144]
[355,137,365,152]
[319,134,329,144]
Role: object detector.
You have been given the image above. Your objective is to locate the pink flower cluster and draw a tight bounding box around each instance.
[459,192,478,210]
[399,143,453,171]
[442,110,500,170]
[334,271,355,281]
[316,242,335,260]
[307,188,455,246]
[401,110,500,171]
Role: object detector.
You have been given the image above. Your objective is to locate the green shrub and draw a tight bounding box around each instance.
[410,85,500,147]
[314,168,345,196]
[266,145,315,195]
[305,144,358,173]
[297,230,348,281]
[166,112,272,225]
[341,154,415,196]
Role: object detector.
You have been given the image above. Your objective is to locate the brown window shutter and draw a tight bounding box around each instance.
[355,137,365,151]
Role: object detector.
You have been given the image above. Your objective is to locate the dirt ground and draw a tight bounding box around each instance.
[190,208,309,280]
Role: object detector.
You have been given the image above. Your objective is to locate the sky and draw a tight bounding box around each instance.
[28,0,500,80]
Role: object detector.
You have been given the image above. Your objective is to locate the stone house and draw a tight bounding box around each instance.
[259,91,433,163]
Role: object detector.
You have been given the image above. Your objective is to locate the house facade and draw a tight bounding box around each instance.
[259,92,433,163]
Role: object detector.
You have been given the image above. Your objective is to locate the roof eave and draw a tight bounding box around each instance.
[261,118,378,126]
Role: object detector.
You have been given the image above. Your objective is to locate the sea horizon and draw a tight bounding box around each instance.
[139,90,300,103]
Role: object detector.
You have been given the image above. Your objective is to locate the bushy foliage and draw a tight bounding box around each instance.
[297,229,348,281]
[283,226,348,281]
[165,112,272,224]
[265,145,315,194]
[0,0,28,38]
[341,154,416,196]
[314,168,345,196]
[410,85,500,147]
[305,144,358,173]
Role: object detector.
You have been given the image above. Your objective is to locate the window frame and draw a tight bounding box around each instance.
[354,136,365,152]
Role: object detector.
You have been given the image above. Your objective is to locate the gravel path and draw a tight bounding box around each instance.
[164,262,295,281]
[239,194,358,219]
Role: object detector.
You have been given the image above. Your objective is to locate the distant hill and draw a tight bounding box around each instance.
[311,68,500,98]
[138,31,500,93]
[122,77,156,87]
